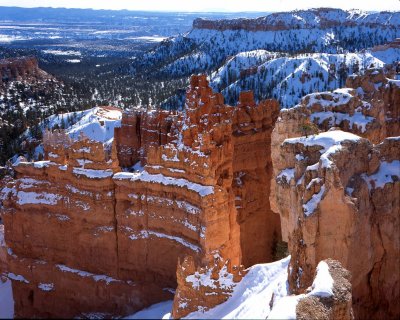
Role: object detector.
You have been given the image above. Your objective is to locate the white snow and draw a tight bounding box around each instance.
[185,263,235,291]
[285,130,361,171]
[362,160,400,190]
[308,261,334,297]
[33,107,122,148]
[7,273,29,284]
[42,50,81,56]
[267,294,305,320]
[277,168,295,184]
[310,109,374,133]
[72,168,114,179]
[38,283,55,292]
[16,191,61,206]
[124,300,173,319]
[127,230,201,253]
[114,171,215,197]
[268,260,334,318]
[0,225,5,248]
[56,264,118,285]
[0,277,14,319]
[303,185,326,216]
[185,256,291,319]
[285,130,361,149]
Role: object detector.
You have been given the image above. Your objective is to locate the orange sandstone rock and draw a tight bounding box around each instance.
[1,75,281,318]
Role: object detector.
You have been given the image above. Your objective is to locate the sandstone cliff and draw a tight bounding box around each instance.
[270,68,400,319]
[0,75,281,318]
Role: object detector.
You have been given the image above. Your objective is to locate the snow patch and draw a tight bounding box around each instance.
[38,283,54,292]
[303,185,326,216]
[308,261,334,297]
[362,160,400,190]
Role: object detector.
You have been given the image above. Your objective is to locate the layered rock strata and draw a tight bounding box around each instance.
[0,75,280,318]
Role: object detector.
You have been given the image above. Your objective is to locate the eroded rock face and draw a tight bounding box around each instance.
[270,68,400,319]
[0,75,280,318]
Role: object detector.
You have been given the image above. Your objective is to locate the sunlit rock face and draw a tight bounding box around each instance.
[270,67,400,319]
[0,75,281,318]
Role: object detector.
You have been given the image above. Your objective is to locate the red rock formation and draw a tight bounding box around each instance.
[270,68,400,319]
[0,75,280,318]
[0,57,51,84]
[114,108,177,167]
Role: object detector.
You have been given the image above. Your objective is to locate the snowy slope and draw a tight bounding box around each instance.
[0,224,14,319]
[0,277,13,319]
[18,106,122,162]
[42,106,122,144]
[210,50,394,107]
[193,8,400,31]
[138,9,400,80]
[185,256,290,319]
[127,256,291,319]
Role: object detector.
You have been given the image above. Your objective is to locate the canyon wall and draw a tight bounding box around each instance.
[0,75,280,318]
[270,68,400,319]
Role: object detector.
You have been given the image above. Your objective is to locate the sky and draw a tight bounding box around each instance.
[0,0,399,12]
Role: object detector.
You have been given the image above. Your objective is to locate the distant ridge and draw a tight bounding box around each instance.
[193,8,400,31]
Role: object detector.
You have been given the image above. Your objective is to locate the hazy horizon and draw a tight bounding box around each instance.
[0,0,399,13]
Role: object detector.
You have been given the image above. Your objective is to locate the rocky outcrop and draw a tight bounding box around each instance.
[193,8,400,32]
[296,259,353,320]
[0,57,50,84]
[0,75,280,318]
[270,68,400,319]
[268,259,353,320]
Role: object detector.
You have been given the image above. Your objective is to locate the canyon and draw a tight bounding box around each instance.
[0,66,399,319]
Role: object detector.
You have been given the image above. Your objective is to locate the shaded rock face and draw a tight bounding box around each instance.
[0,75,280,318]
[270,68,400,319]
[0,57,50,84]
[232,92,281,266]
